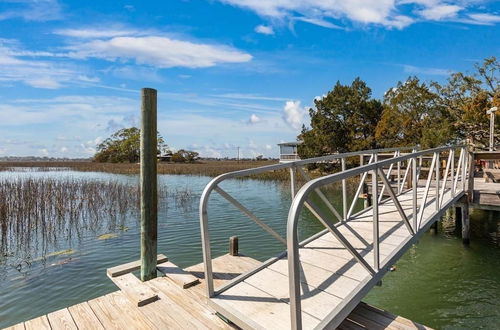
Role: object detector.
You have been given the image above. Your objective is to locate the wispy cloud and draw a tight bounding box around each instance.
[0,39,98,89]
[0,0,62,21]
[212,93,288,102]
[467,13,500,25]
[216,0,499,29]
[255,24,274,35]
[418,5,463,20]
[402,64,452,76]
[61,31,252,68]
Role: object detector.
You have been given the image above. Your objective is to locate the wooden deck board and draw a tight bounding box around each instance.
[110,273,158,307]
[87,292,154,330]
[210,187,456,329]
[24,316,50,330]
[67,302,104,330]
[46,308,77,330]
[5,252,432,330]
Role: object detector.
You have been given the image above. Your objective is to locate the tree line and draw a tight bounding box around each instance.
[93,127,199,163]
[299,57,499,159]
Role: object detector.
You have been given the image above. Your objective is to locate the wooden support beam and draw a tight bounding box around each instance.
[111,273,159,307]
[107,254,168,277]
[140,87,158,281]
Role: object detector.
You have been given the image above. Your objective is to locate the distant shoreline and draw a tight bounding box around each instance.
[0,160,290,180]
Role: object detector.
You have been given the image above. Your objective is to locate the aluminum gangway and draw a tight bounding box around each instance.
[199,145,469,330]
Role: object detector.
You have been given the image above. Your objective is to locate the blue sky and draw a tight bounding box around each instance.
[0,0,499,159]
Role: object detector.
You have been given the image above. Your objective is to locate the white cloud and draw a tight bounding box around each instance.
[217,0,498,29]
[65,36,252,68]
[255,24,274,35]
[0,40,99,89]
[248,113,261,124]
[403,64,451,76]
[293,17,344,29]
[54,28,145,39]
[0,0,62,22]
[467,13,500,24]
[419,5,462,20]
[283,100,307,130]
[218,0,413,28]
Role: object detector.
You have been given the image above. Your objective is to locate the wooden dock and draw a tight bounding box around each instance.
[4,253,431,330]
[7,145,470,330]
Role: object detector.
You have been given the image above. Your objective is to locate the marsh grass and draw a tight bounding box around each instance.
[0,160,284,179]
[0,177,140,265]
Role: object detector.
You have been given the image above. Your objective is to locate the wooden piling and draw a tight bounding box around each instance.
[430,221,438,235]
[140,88,158,281]
[461,199,470,245]
[229,236,239,256]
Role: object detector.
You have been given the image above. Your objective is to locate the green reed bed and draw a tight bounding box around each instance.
[0,178,143,264]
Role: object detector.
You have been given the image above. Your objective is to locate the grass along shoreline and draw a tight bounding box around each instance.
[0,160,293,180]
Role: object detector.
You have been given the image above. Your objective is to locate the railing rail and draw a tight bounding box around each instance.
[286,145,468,329]
[199,146,418,298]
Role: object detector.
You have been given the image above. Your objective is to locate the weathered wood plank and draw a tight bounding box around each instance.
[106,254,168,278]
[46,308,77,330]
[147,277,232,329]
[67,302,104,330]
[111,273,158,307]
[156,261,200,289]
[24,315,50,330]
[87,292,154,330]
[3,323,25,330]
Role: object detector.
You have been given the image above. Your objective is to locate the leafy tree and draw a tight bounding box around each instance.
[171,149,199,163]
[376,77,455,148]
[299,78,383,159]
[433,57,499,149]
[94,127,168,163]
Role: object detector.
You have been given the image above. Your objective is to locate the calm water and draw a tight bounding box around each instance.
[0,170,499,329]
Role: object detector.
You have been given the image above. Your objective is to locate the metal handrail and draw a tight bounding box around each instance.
[199,146,418,298]
[286,145,468,329]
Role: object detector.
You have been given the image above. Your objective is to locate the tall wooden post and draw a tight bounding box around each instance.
[461,199,470,245]
[140,88,158,281]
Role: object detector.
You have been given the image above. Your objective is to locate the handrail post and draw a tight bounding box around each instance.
[140,87,158,282]
[287,201,302,330]
[412,154,417,231]
[290,166,296,198]
[341,157,347,221]
[372,153,380,271]
[397,150,401,192]
[462,147,467,192]
[435,152,440,211]
[451,148,455,197]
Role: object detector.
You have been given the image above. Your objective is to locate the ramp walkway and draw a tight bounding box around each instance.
[199,145,469,329]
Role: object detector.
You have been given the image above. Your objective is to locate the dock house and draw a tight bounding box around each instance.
[278,141,302,163]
